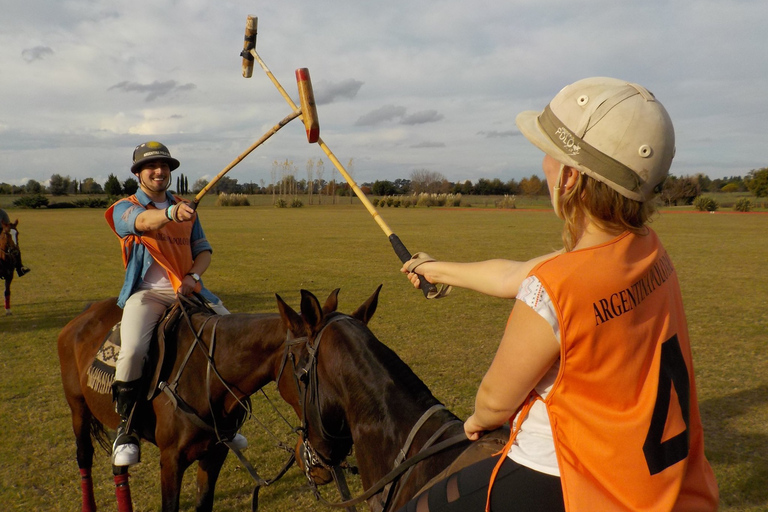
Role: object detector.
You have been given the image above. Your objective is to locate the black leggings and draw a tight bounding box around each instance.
[395,455,564,512]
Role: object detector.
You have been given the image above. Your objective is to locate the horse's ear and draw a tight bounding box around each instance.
[322,288,340,315]
[300,289,324,332]
[275,293,305,337]
[351,284,382,325]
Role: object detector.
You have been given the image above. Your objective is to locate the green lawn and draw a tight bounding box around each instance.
[0,201,765,511]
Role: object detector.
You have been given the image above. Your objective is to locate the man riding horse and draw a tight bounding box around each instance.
[105,141,246,466]
[0,207,31,277]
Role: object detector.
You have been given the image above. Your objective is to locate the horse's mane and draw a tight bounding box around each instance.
[354,322,440,408]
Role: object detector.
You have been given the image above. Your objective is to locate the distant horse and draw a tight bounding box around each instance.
[57,291,342,512]
[0,219,20,314]
[274,288,507,512]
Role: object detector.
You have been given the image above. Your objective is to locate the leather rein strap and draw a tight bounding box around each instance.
[318,433,470,510]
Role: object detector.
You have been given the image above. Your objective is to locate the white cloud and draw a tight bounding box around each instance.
[1,0,767,187]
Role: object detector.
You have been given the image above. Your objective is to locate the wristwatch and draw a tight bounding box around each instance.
[186,272,200,283]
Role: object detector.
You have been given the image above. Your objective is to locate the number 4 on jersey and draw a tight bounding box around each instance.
[643,334,691,475]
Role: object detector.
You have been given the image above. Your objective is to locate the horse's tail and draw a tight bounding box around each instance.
[89,415,112,454]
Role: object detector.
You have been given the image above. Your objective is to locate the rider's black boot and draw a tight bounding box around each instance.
[111,380,141,466]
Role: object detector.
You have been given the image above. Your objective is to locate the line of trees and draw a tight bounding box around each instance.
[2,165,767,201]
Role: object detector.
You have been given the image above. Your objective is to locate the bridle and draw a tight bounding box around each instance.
[279,314,470,512]
[159,294,297,510]
[280,315,353,467]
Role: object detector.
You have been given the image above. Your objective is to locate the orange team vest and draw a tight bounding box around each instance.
[490,230,718,512]
[105,195,199,294]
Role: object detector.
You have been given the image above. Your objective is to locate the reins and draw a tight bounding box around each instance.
[157,294,297,511]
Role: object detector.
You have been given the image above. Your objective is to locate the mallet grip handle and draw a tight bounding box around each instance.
[389,234,438,298]
[242,16,257,78]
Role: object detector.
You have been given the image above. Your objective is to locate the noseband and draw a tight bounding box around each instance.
[280,315,353,477]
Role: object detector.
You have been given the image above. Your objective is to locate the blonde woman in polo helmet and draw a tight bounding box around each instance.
[400,78,718,511]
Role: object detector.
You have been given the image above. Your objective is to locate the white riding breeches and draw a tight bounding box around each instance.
[115,288,229,382]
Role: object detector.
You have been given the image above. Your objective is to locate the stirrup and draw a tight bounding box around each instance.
[112,424,141,466]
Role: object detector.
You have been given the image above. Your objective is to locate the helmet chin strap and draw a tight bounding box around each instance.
[138,172,172,194]
[552,164,566,220]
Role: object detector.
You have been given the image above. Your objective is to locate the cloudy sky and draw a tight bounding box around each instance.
[2,0,767,189]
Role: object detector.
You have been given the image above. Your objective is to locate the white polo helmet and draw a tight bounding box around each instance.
[516,77,675,201]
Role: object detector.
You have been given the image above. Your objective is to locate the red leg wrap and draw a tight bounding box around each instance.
[79,468,96,512]
[114,473,133,512]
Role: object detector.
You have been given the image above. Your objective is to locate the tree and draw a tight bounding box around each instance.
[745,167,768,197]
[49,174,71,196]
[316,159,325,204]
[519,174,545,195]
[80,178,104,194]
[347,158,355,203]
[660,175,700,206]
[123,177,139,195]
[175,173,190,194]
[306,158,315,205]
[393,178,411,194]
[192,178,209,194]
[695,173,712,192]
[25,179,43,194]
[104,174,123,196]
[410,169,446,194]
[711,176,745,192]
[506,179,520,195]
[452,180,473,195]
[213,176,240,195]
[372,180,397,196]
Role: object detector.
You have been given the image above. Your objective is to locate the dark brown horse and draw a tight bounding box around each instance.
[274,288,504,512]
[0,219,20,315]
[58,292,343,512]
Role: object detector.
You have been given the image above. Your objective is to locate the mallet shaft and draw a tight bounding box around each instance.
[316,139,394,237]
[249,49,437,297]
[250,49,295,109]
[192,109,301,207]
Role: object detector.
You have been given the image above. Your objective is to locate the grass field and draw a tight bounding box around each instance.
[0,199,766,511]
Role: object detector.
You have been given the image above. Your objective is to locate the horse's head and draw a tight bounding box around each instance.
[275,286,382,486]
[0,219,19,256]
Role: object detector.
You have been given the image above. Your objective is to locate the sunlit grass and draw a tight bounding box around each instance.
[0,202,766,510]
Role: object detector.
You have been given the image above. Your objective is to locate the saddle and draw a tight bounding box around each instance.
[86,302,186,399]
[416,425,510,496]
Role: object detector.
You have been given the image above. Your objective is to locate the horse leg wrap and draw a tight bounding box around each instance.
[79,468,96,512]
[114,472,134,512]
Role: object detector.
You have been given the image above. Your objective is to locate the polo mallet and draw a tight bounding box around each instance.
[241,16,438,298]
[190,28,317,210]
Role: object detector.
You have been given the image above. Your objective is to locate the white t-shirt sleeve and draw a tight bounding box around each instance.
[507,275,561,476]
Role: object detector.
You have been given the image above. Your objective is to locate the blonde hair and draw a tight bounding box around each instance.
[557,172,656,251]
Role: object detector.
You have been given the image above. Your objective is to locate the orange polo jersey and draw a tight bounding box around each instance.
[106,195,197,294]
[530,230,718,511]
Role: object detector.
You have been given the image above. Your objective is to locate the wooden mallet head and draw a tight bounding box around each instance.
[295,68,320,143]
[241,15,258,78]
